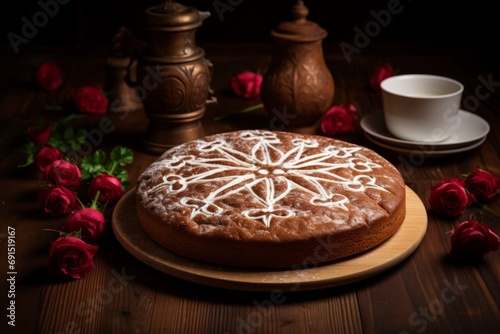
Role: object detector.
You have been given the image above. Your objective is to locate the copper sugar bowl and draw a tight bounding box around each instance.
[129,1,213,154]
[261,1,334,129]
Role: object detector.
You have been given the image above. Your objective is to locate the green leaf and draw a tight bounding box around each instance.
[80,155,103,180]
[18,153,34,168]
[60,128,87,152]
[46,132,67,152]
[18,142,38,168]
[72,132,86,152]
[104,160,117,175]
[214,103,264,121]
[80,169,92,181]
[110,146,134,166]
[63,128,75,141]
[61,113,86,124]
[74,130,86,143]
[63,129,79,151]
[24,142,38,155]
[79,156,95,180]
[93,149,106,165]
[115,168,130,188]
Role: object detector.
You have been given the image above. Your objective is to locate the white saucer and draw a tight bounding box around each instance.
[364,132,487,157]
[360,110,490,150]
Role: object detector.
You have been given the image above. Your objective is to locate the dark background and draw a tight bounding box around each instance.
[1,0,498,61]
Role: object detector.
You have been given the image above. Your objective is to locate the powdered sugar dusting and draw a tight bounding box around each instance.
[138,130,398,228]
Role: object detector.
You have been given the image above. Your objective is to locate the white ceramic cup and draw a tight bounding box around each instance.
[380,74,464,142]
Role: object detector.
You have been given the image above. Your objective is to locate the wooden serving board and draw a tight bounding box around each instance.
[112,186,427,292]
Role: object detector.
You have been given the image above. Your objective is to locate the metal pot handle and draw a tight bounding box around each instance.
[206,59,217,104]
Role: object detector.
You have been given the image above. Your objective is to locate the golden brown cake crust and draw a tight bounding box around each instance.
[136,130,406,268]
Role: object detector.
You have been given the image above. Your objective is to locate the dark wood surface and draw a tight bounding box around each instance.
[1,41,499,334]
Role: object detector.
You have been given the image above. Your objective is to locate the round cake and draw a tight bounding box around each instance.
[136,130,406,268]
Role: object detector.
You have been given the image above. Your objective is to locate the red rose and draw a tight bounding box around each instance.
[429,178,474,217]
[71,84,108,115]
[464,168,500,201]
[37,185,78,216]
[43,160,82,187]
[370,62,393,94]
[230,71,263,99]
[61,208,107,244]
[320,103,357,136]
[35,61,63,92]
[450,219,500,261]
[34,146,64,174]
[27,124,52,146]
[47,236,98,279]
[88,174,124,203]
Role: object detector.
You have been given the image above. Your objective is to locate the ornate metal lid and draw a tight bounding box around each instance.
[271,1,327,42]
[144,1,202,31]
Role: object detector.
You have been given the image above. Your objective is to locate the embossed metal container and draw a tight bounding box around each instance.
[261,1,334,129]
[105,27,144,115]
[131,1,213,154]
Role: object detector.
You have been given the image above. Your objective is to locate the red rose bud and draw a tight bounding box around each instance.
[88,174,124,203]
[230,71,263,99]
[464,168,500,202]
[320,103,357,136]
[27,124,52,146]
[61,208,107,244]
[34,146,64,174]
[37,185,78,216]
[71,84,108,115]
[429,178,474,217]
[44,160,82,188]
[450,219,500,261]
[35,61,63,92]
[370,62,393,94]
[47,236,98,280]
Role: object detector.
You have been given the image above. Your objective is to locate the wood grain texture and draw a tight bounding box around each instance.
[112,186,426,291]
[0,41,499,334]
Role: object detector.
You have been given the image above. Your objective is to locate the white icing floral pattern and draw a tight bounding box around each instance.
[145,131,387,227]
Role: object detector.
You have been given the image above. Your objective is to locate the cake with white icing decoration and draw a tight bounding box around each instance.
[136,130,406,268]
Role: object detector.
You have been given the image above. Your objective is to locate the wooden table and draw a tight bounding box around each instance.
[1,41,499,334]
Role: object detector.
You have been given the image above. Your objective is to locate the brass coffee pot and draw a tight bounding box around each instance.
[128,1,214,154]
[105,27,144,115]
[261,1,334,129]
